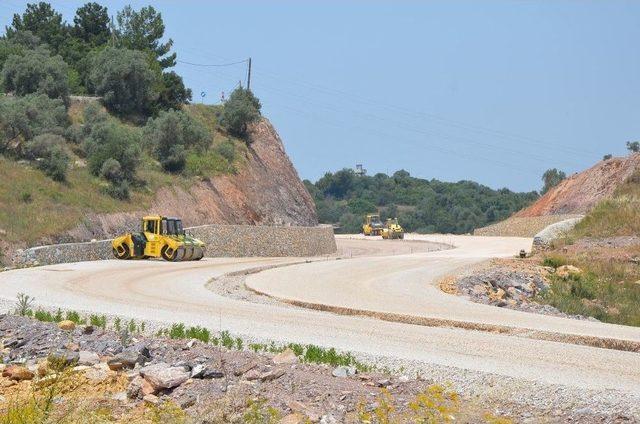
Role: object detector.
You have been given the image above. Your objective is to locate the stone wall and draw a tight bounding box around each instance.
[11,224,337,267]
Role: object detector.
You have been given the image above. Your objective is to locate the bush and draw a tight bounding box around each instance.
[157,71,192,110]
[221,87,261,139]
[84,120,140,182]
[216,139,235,163]
[185,150,234,177]
[88,47,159,116]
[99,158,123,183]
[103,180,130,200]
[0,94,67,152]
[1,46,69,101]
[24,133,69,181]
[144,109,210,172]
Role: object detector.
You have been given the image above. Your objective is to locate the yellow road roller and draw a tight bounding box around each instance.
[112,215,205,261]
[362,213,384,236]
[381,218,404,239]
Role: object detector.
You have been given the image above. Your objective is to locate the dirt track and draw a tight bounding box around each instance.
[0,235,639,412]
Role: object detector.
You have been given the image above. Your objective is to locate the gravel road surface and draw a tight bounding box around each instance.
[0,235,639,417]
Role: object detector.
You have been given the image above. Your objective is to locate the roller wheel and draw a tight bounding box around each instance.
[173,247,186,262]
[193,247,204,261]
[161,245,177,261]
[113,244,130,260]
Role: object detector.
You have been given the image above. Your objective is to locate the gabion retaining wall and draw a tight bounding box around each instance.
[12,224,337,267]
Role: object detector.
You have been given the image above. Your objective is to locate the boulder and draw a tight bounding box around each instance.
[78,351,100,366]
[2,365,34,381]
[58,320,76,331]
[143,394,159,405]
[107,350,144,371]
[260,368,286,382]
[190,363,223,379]
[332,366,357,378]
[273,348,299,365]
[85,363,110,383]
[49,349,79,367]
[140,362,190,391]
[127,375,144,399]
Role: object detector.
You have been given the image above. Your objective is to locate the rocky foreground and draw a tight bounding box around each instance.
[0,314,494,423]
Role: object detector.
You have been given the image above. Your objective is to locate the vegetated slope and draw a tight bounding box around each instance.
[516,154,640,217]
[0,102,316,262]
[68,117,317,242]
[306,169,538,234]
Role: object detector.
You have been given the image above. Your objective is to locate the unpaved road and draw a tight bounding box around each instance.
[0,235,640,413]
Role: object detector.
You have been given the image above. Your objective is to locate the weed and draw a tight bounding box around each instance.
[242,399,280,424]
[169,323,186,339]
[220,330,234,349]
[20,191,32,203]
[34,309,55,322]
[128,319,137,333]
[89,314,107,329]
[65,310,84,324]
[53,308,63,322]
[235,337,243,350]
[14,292,34,316]
[185,326,210,343]
[146,400,188,424]
[542,255,567,269]
[113,317,121,332]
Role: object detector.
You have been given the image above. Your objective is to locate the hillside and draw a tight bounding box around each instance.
[306,169,538,234]
[0,100,316,264]
[516,154,640,217]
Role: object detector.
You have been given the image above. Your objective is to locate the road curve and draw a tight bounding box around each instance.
[0,235,639,399]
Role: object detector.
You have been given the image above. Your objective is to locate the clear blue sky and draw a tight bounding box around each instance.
[2,1,639,192]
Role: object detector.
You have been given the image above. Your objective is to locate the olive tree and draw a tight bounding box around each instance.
[24,132,69,181]
[144,109,210,172]
[1,47,69,101]
[221,88,261,139]
[88,47,159,116]
[0,94,67,153]
[84,120,141,182]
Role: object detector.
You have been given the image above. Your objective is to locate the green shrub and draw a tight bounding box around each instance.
[221,87,261,139]
[89,314,106,329]
[144,109,210,172]
[220,330,234,349]
[99,158,123,183]
[84,120,140,182]
[185,326,210,343]
[24,133,69,181]
[0,94,67,151]
[1,46,69,101]
[185,150,233,177]
[169,323,185,339]
[542,255,568,269]
[216,139,235,163]
[65,310,84,324]
[88,47,159,116]
[102,180,130,200]
[34,309,54,322]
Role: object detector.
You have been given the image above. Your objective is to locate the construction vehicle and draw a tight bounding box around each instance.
[112,215,205,261]
[381,218,404,239]
[362,214,384,236]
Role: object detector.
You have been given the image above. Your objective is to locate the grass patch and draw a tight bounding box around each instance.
[537,252,640,326]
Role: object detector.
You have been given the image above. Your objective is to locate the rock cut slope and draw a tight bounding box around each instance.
[63,118,318,242]
[516,154,640,217]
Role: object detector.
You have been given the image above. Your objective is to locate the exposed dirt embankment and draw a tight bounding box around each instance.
[65,119,318,242]
[517,154,640,217]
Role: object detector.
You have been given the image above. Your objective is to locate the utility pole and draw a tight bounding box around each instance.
[247,57,252,91]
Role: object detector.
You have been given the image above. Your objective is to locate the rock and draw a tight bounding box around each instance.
[83,325,95,335]
[141,378,156,396]
[58,320,76,331]
[85,363,110,383]
[471,284,487,295]
[320,414,338,424]
[65,342,80,352]
[272,348,299,365]
[2,365,34,381]
[234,361,257,376]
[556,265,582,278]
[260,368,286,382]
[286,400,320,422]
[185,340,196,349]
[398,375,410,383]
[376,379,392,387]
[127,375,144,399]
[140,362,190,391]
[244,369,261,381]
[178,394,197,409]
[78,351,100,366]
[143,394,159,405]
[112,391,127,402]
[190,363,223,379]
[107,351,143,370]
[332,366,357,378]
[1,379,16,387]
[280,413,306,424]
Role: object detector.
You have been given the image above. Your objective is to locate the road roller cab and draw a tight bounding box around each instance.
[112,215,205,261]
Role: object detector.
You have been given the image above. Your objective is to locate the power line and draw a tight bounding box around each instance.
[177,59,248,67]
